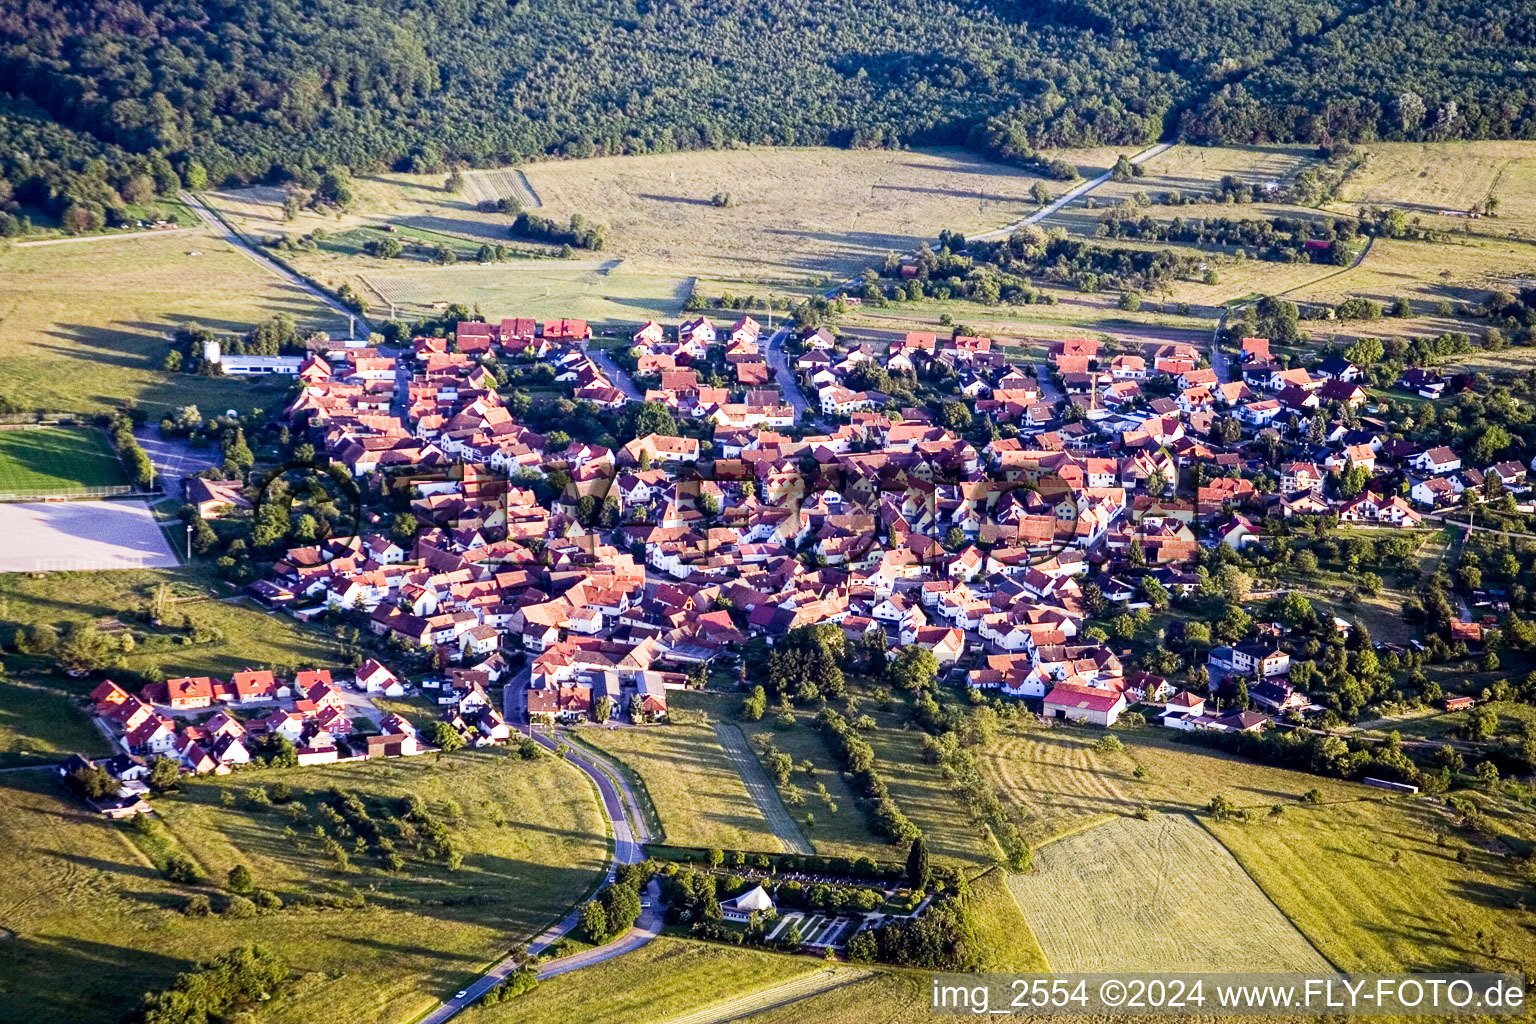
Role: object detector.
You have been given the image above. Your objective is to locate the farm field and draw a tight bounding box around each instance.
[519,145,1132,282]
[579,722,786,852]
[0,427,127,493]
[1210,796,1536,972]
[1011,814,1333,972]
[0,228,344,415]
[0,677,111,768]
[1325,142,1536,241]
[986,726,1371,845]
[457,937,819,1024]
[0,567,341,678]
[0,749,608,1024]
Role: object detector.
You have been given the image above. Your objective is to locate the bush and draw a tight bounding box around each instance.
[183,894,212,916]
[223,895,257,918]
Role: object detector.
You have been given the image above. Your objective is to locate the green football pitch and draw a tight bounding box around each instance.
[0,428,129,494]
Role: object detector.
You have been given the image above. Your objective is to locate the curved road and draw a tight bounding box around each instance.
[415,703,661,1024]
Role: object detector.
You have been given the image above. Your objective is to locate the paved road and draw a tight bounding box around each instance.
[415,704,660,1024]
[180,190,366,333]
[14,227,200,248]
[972,142,1175,241]
[713,722,813,855]
[134,428,221,500]
[1210,307,1233,383]
[765,326,829,429]
[588,348,643,402]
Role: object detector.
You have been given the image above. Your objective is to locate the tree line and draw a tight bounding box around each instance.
[1,0,1532,227]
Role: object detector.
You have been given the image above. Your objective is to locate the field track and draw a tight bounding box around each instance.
[658,968,868,1024]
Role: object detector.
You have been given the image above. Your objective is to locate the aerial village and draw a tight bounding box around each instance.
[68,307,1519,809]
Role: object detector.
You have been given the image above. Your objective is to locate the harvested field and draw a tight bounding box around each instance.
[461,168,541,208]
[988,730,1129,840]
[987,726,1372,846]
[1009,814,1333,972]
[0,500,177,572]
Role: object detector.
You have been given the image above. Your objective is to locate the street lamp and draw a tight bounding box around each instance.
[185,523,193,560]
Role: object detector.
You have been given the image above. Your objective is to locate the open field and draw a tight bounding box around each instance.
[864,717,996,868]
[0,228,344,415]
[202,177,517,246]
[458,937,819,1024]
[0,749,608,1024]
[0,567,341,678]
[580,723,785,851]
[1011,814,1332,972]
[1210,796,1536,972]
[1040,143,1324,239]
[1284,235,1536,310]
[986,726,1371,846]
[0,428,127,493]
[1326,142,1536,242]
[357,260,691,326]
[0,500,179,572]
[519,146,1132,282]
[0,677,111,768]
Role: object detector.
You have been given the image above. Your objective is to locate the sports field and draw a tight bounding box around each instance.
[0,428,127,495]
[0,500,178,572]
[1011,814,1333,972]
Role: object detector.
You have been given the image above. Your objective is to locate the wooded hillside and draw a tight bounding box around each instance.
[1,0,1532,226]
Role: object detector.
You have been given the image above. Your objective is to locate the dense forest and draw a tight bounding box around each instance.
[1,0,1533,226]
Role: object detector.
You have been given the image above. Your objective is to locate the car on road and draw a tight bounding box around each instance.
[455,990,468,1000]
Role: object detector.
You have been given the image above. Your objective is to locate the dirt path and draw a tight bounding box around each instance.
[659,967,869,1024]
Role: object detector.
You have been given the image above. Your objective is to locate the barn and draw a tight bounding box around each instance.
[1042,682,1126,727]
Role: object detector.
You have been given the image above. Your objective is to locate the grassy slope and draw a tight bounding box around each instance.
[458,937,816,1024]
[0,568,341,678]
[0,228,345,415]
[0,677,112,767]
[0,750,608,1024]
[578,723,783,852]
[1208,797,1536,972]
